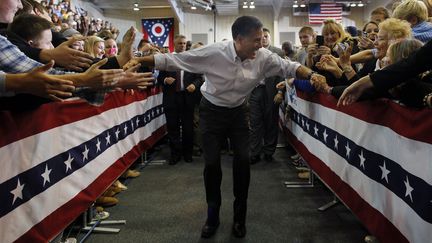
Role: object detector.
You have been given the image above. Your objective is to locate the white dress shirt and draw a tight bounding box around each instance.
[155,40,301,107]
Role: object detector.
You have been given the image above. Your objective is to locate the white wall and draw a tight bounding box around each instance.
[71,0,392,47]
[180,7,274,44]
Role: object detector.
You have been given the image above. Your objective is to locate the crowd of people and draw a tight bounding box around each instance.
[1,0,432,242]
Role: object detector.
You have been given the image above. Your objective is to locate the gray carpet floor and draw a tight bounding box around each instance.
[77,144,368,243]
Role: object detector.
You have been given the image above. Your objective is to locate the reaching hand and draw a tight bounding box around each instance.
[274,92,284,104]
[122,27,136,57]
[337,75,374,106]
[335,42,353,68]
[276,80,286,89]
[42,36,93,71]
[21,60,75,101]
[310,73,331,93]
[117,26,137,67]
[83,58,125,89]
[317,46,331,55]
[358,36,374,50]
[117,71,154,90]
[123,57,141,71]
[306,44,318,56]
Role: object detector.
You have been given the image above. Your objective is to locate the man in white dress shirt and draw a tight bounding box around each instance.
[125,15,326,239]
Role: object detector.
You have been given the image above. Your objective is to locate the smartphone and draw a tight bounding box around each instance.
[316,35,324,46]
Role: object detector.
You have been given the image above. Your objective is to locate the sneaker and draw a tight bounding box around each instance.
[64,238,77,243]
[113,180,128,191]
[95,196,119,207]
[364,235,379,243]
[264,154,274,162]
[291,158,309,171]
[290,153,301,161]
[298,170,310,179]
[124,169,140,178]
[93,210,110,221]
[250,155,261,164]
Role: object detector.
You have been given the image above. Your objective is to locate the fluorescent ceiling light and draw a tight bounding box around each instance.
[191,5,196,9]
[350,3,357,7]
[293,4,299,8]
[133,7,139,11]
[249,5,255,8]
[134,3,138,7]
[300,4,306,7]
[357,3,364,7]
[243,5,248,8]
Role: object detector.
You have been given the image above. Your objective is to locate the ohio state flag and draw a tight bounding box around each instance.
[142,18,174,52]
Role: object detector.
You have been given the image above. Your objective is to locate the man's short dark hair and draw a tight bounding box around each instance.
[8,14,52,42]
[231,16,263,40]
[138,38,151,49]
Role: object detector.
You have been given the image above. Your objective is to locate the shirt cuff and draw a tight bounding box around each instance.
[292,62,302,79]
[0,72,15,97]
[0,72,6,93]
[154,54,164,70]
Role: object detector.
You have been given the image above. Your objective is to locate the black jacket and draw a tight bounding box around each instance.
[157,70,203,108]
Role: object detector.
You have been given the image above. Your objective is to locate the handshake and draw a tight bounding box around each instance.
[309,73,331,94]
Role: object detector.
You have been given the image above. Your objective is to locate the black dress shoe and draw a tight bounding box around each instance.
[250,155,260,164]
[264,154,274,162]
[168,156,180,165]
[232,222,246,238]
[201,220,220,238]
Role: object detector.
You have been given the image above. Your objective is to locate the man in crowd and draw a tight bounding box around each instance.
[157,35,203,164]
[125,15,326,239]
[249,27,284,164]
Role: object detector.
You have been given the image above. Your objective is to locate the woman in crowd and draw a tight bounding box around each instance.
[358,21,379,50]
[307,19,359,86]
[84,35,105,59]
[104,37,118,58]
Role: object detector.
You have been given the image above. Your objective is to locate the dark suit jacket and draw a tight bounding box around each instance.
[264,46,285,101]
[157,70,203,109]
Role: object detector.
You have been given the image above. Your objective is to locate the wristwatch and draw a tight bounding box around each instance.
[342,66,353,73]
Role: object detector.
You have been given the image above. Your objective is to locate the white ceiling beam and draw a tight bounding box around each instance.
[168,0,185,23]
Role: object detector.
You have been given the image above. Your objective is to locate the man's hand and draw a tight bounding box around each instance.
[40,37,93,71]
[82,58,125,89]
[317,55,343,79]
[274,92,284,104]
[337,75,374,106]
[117,71,154,90]
[123,57,141,71]
[164,77,175,85]
[186,84,196,92]
[9,60,75,101]
[310,73,331,93]
[335,43,353,68]
[276,80,286,89]
[317,46,331,55]
[117,26,136,67]
[358,36,374,50]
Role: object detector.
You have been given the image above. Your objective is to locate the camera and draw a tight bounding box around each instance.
[316,35,324,46]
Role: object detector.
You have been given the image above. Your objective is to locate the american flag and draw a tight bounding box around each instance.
[142,18,175,52]
[282,89,432,243]
[308,3,342,25]
[0,90,166,242]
